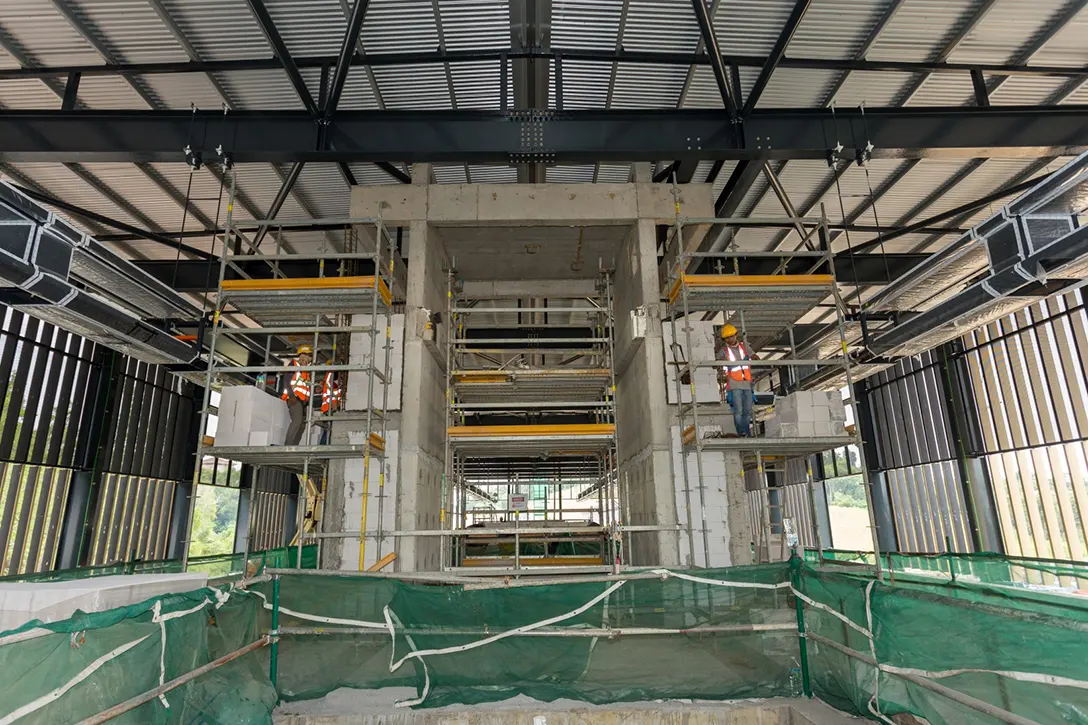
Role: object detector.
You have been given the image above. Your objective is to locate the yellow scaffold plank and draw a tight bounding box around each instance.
[453,368,611,384]
[460,557,605,567]
[667,273,835,303]
[222,275,393,305]
[447,424,615,438]
[368,432,386,452]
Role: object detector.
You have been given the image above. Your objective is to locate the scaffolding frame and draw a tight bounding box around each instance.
[181,169,396,572]
[440,266,627,574]
[665,207,882,572]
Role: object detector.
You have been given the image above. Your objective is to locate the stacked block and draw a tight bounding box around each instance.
[763,391,847,438]
[216,385,290,446]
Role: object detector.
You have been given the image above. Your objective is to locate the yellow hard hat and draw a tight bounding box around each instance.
[296,344,313,355]
[719,323,738,339]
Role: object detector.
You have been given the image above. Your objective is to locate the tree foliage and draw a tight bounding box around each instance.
[190,485,239,557]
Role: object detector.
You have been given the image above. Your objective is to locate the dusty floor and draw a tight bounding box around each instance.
[273,689,863,724]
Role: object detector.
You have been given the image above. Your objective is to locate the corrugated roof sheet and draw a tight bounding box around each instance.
[64,0,190,64]
[155,0,270,61]
[0,0,1082,269]
[551,0,623,49]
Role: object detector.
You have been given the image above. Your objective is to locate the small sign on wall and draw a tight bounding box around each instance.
[510,494,528,512]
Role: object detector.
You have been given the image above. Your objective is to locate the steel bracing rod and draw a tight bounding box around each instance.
[688,0,738,113]
[325,0,370,120]
[252,162,304,249]
[767,161,850,250]
[742,0,813,115]
[715,160,765,216]
[243,0,319,116]
[6,48,1088,82]
[763,162,819,249]
[375,161,412,184]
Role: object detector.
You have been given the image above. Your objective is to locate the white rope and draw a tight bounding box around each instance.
[150,597,213,710]
[790,588,872,639]
[863,580,895,724]
[0,627,52,648]
[879,664,1088,691]
[383,608,430,708]
[651,569,792,590]
[0,635,151,725]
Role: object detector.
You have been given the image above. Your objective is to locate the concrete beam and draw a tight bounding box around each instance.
[462,278,598,299]
[350,182,715,226]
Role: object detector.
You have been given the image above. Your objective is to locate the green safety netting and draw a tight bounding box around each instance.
[0,545,319,584]
[4,552,1088,724]
[0,584,276,724]
[261,563,800,708]
[806,548,1088,590]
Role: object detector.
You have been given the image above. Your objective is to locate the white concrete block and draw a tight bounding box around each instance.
[0,574,208,631]
[779,422,800,437]
[217,385,289,447]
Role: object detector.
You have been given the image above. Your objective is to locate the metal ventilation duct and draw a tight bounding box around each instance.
[869,151,1088,357]
[0,181,198,366]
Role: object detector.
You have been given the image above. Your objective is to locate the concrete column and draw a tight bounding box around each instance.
[396,219,448,571]
[614,220,679,567]
[411,163,434,185]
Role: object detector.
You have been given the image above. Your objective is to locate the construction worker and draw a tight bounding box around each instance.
[717,323,758,437]
[282,344,313,445]
[321,363,342,415]
[318,361,342,445]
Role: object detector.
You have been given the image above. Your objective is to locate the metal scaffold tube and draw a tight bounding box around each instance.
[664,197,872,567]
[181,164,398,571]
[441,266,620,575]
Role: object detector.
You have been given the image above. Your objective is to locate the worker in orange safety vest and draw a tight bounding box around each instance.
[282,344,313,445]
[321,365,342,414]
[716,323,759,437]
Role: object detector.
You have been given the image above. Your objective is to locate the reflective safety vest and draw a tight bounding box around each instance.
[282,359,311,402]
[321,372,343,413]
[722,343,752,384]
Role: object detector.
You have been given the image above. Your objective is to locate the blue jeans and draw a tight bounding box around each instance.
[730,388,754,436]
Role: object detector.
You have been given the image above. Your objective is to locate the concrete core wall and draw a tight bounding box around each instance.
[346,171,716,571]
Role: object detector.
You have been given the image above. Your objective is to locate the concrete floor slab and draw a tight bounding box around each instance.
[273,690,862,724]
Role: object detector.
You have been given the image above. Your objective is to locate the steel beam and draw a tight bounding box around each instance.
[5,47,1087,82]
[2,107,1086,163]
[742,0,813,115]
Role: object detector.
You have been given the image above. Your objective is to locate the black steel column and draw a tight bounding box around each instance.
[57,347,120,568]
[854,378,899,553]
[166,382,204,559]
[939,340,1003,552]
